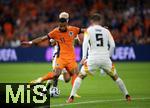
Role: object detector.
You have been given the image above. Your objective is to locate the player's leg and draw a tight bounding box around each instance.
[63,61,77,85]
[41,69,68,96]
[52,55,59,87]
[40,80,52,96]
[40,68,65,96]
[42,61,73,95]
[42,68,73,97]
[53,79,58,87]
[62,69,72,83]
[66,60,84,102]
[49,56,68,88]
[58,68,78,84]
[102,59,131,101]
[41,69,63,96]
[67,60,96,103]
[70,72,81,98]
[67,68,86,102]
[58,68,67,81]
[30,58,64,86]
[52,55,71,86]
[51,56,70,86]
[53,68,72,83]
[29,69,62,88]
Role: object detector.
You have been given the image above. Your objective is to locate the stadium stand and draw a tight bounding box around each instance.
[0,0,149,47]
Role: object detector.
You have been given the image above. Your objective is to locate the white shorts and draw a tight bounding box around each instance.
[80,57,117,76]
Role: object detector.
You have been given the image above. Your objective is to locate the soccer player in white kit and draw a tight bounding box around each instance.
[67,13,131,103]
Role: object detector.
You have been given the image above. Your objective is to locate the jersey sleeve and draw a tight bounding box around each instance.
[107,29,115,57]
[82,30,90,59]
[47,29,56,39]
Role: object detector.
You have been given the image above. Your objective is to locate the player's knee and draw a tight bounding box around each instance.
[63,73,71,82]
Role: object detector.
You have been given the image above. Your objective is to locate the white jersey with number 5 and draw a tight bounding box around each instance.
[82,25,115,59]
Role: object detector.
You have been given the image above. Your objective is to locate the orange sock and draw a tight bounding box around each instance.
[42,72,54,81]
[71,74,77,86]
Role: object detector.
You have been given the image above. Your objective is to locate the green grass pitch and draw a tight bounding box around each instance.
[0,62,150,108]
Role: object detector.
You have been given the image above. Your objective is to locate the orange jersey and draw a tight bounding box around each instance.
[48,26,80,60]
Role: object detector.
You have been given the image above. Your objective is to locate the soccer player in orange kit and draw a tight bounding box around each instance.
[21,12,85,95]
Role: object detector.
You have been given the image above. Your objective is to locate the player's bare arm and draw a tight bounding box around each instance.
[21,35,49,47]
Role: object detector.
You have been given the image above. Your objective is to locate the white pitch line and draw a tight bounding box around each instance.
[50,97,150,107]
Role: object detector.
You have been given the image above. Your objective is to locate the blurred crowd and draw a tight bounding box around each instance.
[0,0,149,47]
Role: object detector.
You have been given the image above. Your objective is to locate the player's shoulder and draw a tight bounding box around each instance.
[48,27,60,37]
[101,26,112,36]
[99,26,111,34]
[52,27,59,32]
[68,26,79,30]
[88,25,109,31]
[86,26,93,33]
[50,27,59,34]
[102,26,110,32]
[87,25,102,32]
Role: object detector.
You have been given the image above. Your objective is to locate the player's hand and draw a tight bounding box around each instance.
[80,58,86,65]
[21,41,33,47]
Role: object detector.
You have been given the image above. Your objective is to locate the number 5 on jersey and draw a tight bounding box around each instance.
[96,34,103,47]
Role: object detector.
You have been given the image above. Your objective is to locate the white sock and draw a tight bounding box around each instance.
[37,77,42,83]
[45,80,52,88]
[58,74,64,81]
[116,77,129,96]
[47,80,52,84]
[43,80,52,91]
[70,77,82,97]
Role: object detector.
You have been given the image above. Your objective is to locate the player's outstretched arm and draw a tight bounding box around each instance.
[21,35,48,47]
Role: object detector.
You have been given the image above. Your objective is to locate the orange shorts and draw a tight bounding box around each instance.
[55,57,77,72]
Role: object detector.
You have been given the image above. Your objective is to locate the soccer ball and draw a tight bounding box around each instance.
[49,87,60,97]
